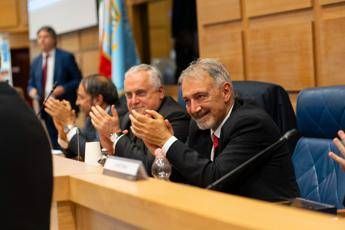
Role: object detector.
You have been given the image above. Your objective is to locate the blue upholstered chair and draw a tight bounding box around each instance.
[231,81,297,154]
[231,81,296,137]
[292,86,345,209]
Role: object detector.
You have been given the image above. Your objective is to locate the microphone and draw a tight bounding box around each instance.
[76,128,83,161]
[36,81,58,117]
[206,129,298,190]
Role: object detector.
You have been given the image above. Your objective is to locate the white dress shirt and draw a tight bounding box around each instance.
[42,49,55,99]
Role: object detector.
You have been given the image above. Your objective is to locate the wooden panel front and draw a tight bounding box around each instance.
[247,22,314,90]
[319,17,345,86]
[320,0,345,5]
[149,28,171,58]
[148,0,172,58]
[197,0,241,25]
[80,27,99,50]
[0,0,18,28]
[197,0,345,91]
[245,0,312,18]
[58,32,80,52]
[8,32,29,49]
[81,50,100,77]
[148,0,171,27]
[200,23,244,80]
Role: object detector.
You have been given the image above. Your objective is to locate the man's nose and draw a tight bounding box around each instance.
[190,100,201,113]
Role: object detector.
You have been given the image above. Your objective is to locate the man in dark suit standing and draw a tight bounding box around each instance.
[27,26,82,149]
[0,82,52,229]
[129,59,299,201]
[90,64,189,177]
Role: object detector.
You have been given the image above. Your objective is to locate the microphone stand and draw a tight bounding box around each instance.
[76,128,83,161]
[36,81,58,117]
[206,129,298,190]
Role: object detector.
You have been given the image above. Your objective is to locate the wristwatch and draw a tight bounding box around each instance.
[63,124,75,134]
[110,132,123,143]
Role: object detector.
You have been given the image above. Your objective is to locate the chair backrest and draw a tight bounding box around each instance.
[231,81,298,155]
[292,86,345,209]
[232,81,296,135]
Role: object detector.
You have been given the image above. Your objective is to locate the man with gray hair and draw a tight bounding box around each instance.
[90,64,189,177]
[129,59,299,201]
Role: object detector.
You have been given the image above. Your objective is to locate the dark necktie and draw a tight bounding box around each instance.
[42,54,49,98]
[212,134,219,150]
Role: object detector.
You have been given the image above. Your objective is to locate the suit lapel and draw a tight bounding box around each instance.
[120,113,131,131]
[216,99,242,156]
[53,49,59,83]
[36,55,43,95]
[188,123,213,158]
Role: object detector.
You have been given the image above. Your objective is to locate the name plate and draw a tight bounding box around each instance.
[103,156,148,181]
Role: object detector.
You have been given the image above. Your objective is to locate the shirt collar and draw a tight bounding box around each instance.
[43,49,55,58]
[105,105,111,113]
[211,104,234,138]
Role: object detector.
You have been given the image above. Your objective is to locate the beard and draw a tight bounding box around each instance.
[191,111,217,130]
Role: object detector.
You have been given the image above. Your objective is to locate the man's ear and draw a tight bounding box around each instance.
[158,86,165,99]
[94,94,104,106]
[223,82,232,103]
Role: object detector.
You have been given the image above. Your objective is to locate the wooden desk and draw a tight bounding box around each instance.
[52,156,345,229]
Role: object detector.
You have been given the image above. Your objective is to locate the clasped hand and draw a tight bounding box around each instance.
[129,110,173,148]
[44,98,75,125]
[90,105,121,138]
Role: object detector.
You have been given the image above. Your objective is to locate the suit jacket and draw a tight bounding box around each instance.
[167,98,300,201]
[64,104,123,158]
[64,117,98,159]
[28,48,82,105]
[28,48,82,149]
[115,96,190,177]
[0,82,52,229]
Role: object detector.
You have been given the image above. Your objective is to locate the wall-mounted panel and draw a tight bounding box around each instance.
[201,23,244,80]
[148,0,172,59]
[80,27,98,50]
[319,17,345,86]
[320,0,345,5]
[148,0,171,27]
[8,32,29,49]
[0,0,18,28]
[58,32,80,52]
[197,0,241,25]
[81,50,99,77]
[247,22,314,90]
[245,0,311,18]
[149,28,171,58]
[19,0,28,27]
[322,3,345,20]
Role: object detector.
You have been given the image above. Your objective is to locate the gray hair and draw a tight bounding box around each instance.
[125,64,162,89]
[178,58,232,87]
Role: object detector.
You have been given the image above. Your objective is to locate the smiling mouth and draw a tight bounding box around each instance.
[193,111,209,121]
[131,106,144,110]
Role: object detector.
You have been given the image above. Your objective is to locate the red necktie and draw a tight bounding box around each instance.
[42,54,49,98]
[212,134,219,150]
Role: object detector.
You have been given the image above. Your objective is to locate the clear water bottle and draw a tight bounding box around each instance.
[151,149,172,180]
